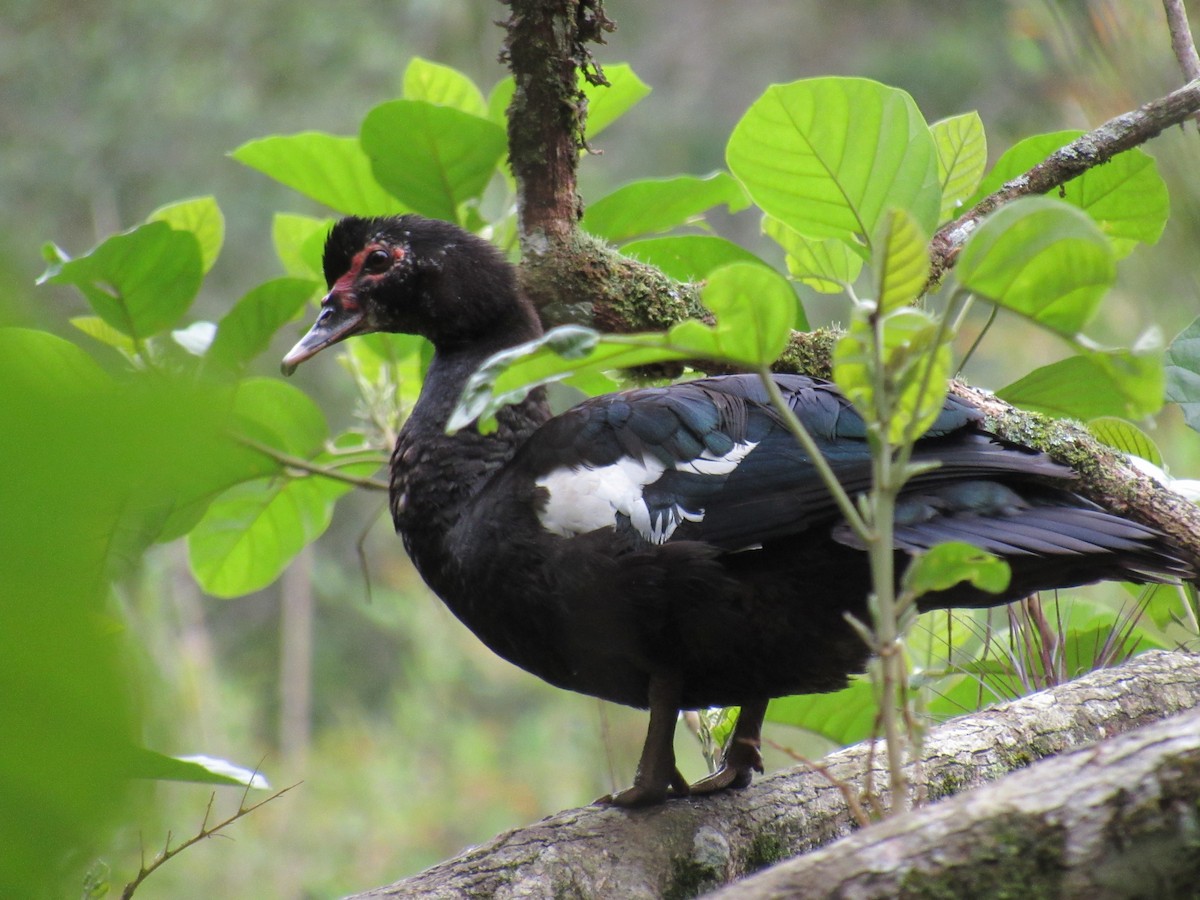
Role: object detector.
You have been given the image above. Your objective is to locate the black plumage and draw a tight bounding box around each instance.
[282,214,1194,807]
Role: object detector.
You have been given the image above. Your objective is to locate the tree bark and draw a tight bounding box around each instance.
[346,651,1200,899]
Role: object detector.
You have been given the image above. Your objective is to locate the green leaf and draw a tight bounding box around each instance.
[487,76,516,127]
[700,262,797,366]
[1165,316,1200,434]
[187,474,339,598]
[232,377,328,456]
[726,77,940,245]
[403,57,488,117]
[932,112,987,222]
[208,278,317,372]
[974,131,1169,254]
[766,677,876,745]
[956,197,1115,336]
[763,217,863,294]
[620,234,768,281]
[273,213,332,280]
[998,347,1164,420]
[69,316,138,356]
[872,208,930,313]
[903,542,1011,600]
[833,308,952,443]
[581,63,651,137]
[232,133,409,216]
[148,196,224,274]
[1086,417,1163,466]
[361,100,506,222]
[127,748,270,789]
[40,221,203,342]
[582,172,748,241]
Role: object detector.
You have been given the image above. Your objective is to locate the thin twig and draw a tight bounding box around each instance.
[236,435,390,491]
[1164,0,1200,81]
[120,782,301,899]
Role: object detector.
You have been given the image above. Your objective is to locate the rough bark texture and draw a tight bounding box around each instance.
[712,701,1200,899]
[347,651,1200,899]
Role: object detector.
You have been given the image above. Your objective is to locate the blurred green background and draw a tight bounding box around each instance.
[5,1,1199,897]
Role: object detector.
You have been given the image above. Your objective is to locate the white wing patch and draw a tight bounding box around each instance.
[535,441,758,544]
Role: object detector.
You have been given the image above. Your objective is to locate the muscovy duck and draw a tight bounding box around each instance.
[281,214,1193,807]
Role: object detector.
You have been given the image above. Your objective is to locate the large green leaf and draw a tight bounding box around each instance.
[766,677,876,745]
[833,307,952,444]
[932,112,987,223]
[232,377,328,457]
[273,213,332,280]
[402,57,488,117]
[232,133,408,216]
[620,234,768,282]
[39,221,203,343]
[148,196,225,274]
[956,197,1115,336]
[581,63,651,137]
[582,172,748,241]
[872,208,930,314]
[1165,316,1200,434]
[1086,417,1163,467]
[973,131,1169,255]
[208,279,317,372]
[187,474,342,598]
[696,262,797,366]
[726,77,940,246]
[361,100,506,222]
[763,217,863,294]
[902,542,1010,601]
[998,347,1164,420]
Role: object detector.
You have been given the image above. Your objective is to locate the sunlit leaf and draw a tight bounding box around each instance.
[932,111,987,222]
[487,76,515,126]
[998,347,1164,420]
[956,197,1115,335]
[763,216,863,294]
[273,213,332,280]
[766,677,876,745]
[69,316,137,356]
[148,196,224,274]
[833,308,952,443]
[700,262,797,365]
[208,278,317,372]
[581,63,651,138]
[872,208,930,313]
[903,542,1010,600]
[232,377,328,456]
[727,77,940,246]
[403,57,488,117]
[1165,316,1200,434]
[973,131,1169,255]
[361,100,506,222]
[128,749,271,789]
[187,474,340,598]
[1087,417,1163,467]
[232,133,409,216]
[39,221,203,343]
[582,172,748,241]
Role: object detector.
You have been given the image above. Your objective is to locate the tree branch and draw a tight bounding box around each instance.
[926,75,1200,285]
[346,651,1200,899]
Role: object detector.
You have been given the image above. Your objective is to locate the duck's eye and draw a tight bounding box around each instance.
[363,248,392,275]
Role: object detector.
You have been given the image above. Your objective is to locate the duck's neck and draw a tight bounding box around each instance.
[390,331,550,587]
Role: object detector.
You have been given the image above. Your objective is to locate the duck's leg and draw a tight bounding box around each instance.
[598,673,689,808]
[687,698,768,795]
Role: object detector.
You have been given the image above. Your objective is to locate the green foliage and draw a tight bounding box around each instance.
[1165,316,1200,434]
[582,173,749,241]
[932,112,987,222]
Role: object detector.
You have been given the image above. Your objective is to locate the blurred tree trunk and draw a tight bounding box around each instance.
[279,545,313,763]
